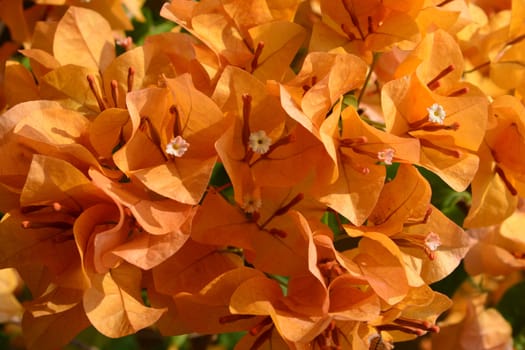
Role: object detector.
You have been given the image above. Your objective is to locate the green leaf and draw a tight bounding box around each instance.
[321,210,345,236]
[67,327,141,350]
[514,330,525,350]
[385,162,400,182]
[430,263,467,298]
[170,334,189,350]
[218,332,246,350]
[0,331,9,350]
[497,280,525,337]
[209,162,231,189]
[343,94,359,110]
[127,7,176,47]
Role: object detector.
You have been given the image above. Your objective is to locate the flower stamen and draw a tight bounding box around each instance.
[249,316,273,336]
[110,80,119,108]
[127,67,135,92]
[219,314,257,324]
[250,41,265,73]
[377,317,439,336]
[495,165,518,196]
[448,87,469,97]
[420,139,461,158]
[427,65,455,90]
[420,121,460,132]
[86,74,107,111]
[340,136,368,148]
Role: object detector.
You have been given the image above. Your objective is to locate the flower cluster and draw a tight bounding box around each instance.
[1,1,524,349]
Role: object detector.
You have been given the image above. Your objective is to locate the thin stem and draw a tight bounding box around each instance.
[360,116,386,130]
[463,61,490,74]
[357,52,379,108]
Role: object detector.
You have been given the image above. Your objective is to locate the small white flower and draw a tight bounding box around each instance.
[242,195,262,213]
[165,136,190,157]
[425,232,442,251]
[248,130,272,154]
[427,103,446,124]
[377,148,395,165]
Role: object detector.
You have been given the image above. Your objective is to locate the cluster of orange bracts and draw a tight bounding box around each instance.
[1,1,524,349]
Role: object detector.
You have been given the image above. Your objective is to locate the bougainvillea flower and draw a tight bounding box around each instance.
[16,6,116,113]
[114,74,229,204]
[52,6,116,71]
[317,103,420,225]
[415,0,472,37]
[463,143,518,228]
[344,231,410,305]
[101,31,216,104]
[459,1,525,97]
[431,281,512,350]
[345,164,472,284]
[0,155,109,347]
[309,0,422,57]
[151,238,243,298]
[192,190,315,277]
[5,0,525,348]
[382,30,488,192]
[362,164,432,235]
[213,66,326,208]
[465,95,525,227]
[227,220,444,348]
[483,95,525,194]
[88,169,197,270]
[9,100,122,183]
[370,283,451,343]
[0,100,63,193]
[0,155,106,295]
[464,208,525,276]
[20,7,206,113]
[21,300,90,350]
[230,275,330,345]
[83,262,165,338]
[0,153,168,344]
[161,0,306,81]
[306,228,408,318]
[151,267,267,336]
[279,51,368,135]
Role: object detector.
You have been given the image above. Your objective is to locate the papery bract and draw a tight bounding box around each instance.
[83,262,165,337]
[465,95,525,227]
[382,30,488,192]
[318,104,420,225]
[114,74,228,204]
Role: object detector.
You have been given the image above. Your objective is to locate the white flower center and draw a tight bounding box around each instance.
[248,130,272,154]
[165,136,190,157]
[425,232,441,251]
[242,195,262,213]
[427,103,446,124]
[377,148,395,165]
